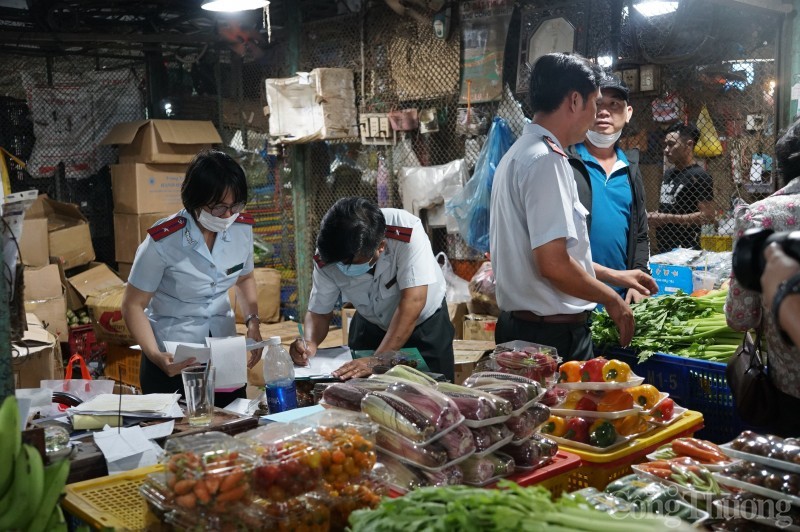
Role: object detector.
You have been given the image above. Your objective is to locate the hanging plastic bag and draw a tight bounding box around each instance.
[446,116,515,254]
[694,105,724,158]
[435,252,471,304]
[468,261,499,316]
[41,354,115,411]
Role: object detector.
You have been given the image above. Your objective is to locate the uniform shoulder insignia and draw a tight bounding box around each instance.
[385,224,413,243]
[313,253,326,268]
[147,216,187,241]
[234,212,254,225]
[543,136,567,158]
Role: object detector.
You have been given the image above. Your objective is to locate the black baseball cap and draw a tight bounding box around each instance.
[600,73,629,101]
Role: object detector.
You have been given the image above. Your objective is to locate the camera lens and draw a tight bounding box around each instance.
[732,228,774,292]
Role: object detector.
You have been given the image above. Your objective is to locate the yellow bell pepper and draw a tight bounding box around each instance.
[627,384,660,409]
[540,415,568,437]
[562,391,584,410]
[602,360,631,382]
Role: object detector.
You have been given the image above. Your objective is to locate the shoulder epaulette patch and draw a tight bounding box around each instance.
[385,225,413,243]
[313,254,326,268]
[235,212,254,225]
[147,216,186,241]
[544,136,567,158]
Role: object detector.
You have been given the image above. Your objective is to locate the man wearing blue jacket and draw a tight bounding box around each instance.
[569,73,652,304]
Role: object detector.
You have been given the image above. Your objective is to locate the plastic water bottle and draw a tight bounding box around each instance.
[263,336,298,413]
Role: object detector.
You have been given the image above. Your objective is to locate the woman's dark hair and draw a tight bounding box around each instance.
[528,53,601,113]
[776,117,800,187]
[181,149,248,218]
[317,197,386,265]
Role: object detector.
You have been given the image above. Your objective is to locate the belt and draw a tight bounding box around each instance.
[511,310,590,324]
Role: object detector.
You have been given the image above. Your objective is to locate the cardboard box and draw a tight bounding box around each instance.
[453,339,494,385]
[102,119,222,164]
[228,268,282,324]
[463,314,497,342]
[11,314,62,389]
[87,284,134,345]
[342,307,356,345]
[113,212,172,262]
[19,218,49,267]
[448,302,468,340]
[651,264,694,296]
[23,264,68,340]
[67,262,125,303]
[24,195,95,270]
[111,164,186,214]
[117,262,133,281]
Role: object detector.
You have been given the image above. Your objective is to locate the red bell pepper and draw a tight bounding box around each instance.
[563,417,590,443]
[581,357,607,382]
[575,396,598,412]
[652,397,675,421]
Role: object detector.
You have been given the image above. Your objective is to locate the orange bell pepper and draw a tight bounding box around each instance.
[612,415,647,437]
[596,390,634,412]
[602,360,631,382]
[558,361,582,383]
[627,384,660,409]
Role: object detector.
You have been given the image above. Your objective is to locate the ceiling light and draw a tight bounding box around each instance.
[201,0,269,12]
[633,1,679,17]
[597,55,613,69]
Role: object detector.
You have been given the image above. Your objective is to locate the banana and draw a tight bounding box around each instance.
[0,396,21,496]
[44,505,67,532]
[26,458,70,532]
[0,445,44,531]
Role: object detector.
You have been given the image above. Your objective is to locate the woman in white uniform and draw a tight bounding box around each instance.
[121,150,263,405]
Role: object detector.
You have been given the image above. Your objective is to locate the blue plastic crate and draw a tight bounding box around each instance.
[593,347,758,443]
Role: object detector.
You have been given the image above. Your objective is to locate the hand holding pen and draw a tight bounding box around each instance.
[290,322,317,366]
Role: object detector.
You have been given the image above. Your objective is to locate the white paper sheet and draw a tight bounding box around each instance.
[293,346,353,378]
[166,342,211,365]
[73,393,180,414]
[94,425,162,474]
[206,336,247,389]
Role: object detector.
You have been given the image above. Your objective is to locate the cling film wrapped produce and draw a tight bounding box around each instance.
[435,381,513,423]
[361,388,463,445]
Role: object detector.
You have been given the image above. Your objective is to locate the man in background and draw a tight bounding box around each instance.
[649,123,715,252]
[568,73,651,304]
[490,53,657,361]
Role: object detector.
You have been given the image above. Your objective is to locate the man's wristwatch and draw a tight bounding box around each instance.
[245,314,261,328]
[771,273,800,343]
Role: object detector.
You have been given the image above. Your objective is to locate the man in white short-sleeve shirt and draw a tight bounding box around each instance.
[490,53,658,360]
[289,197,454,380]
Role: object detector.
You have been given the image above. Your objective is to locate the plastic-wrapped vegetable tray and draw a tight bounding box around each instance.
[556,375,644,391]
[549,407,640,420]
[712,472,800,507]
[719,443,800,474]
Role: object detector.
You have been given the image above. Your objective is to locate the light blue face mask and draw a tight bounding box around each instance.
[336,261,373,277]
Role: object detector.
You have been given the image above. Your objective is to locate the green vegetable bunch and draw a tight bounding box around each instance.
[591,290,742,363]
[348,481,693,531]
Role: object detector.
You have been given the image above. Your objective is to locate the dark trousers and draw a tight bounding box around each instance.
[140,354,245,409]
[348,299,455,381]
[495,311,593,362]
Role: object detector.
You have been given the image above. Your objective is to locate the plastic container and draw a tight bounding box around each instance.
[562,409,704,490]
[327,476,385,531]
[376,427,472,471]
[435,381,513,423]
[460,452,516,486]
[237,423,330,502]
[594,346,752,443]
[159,432,257,513]
[482,341,561,387]
[361,390,465,445]
[506,405,550,441]
[470,424,514,454]
[499,435,558,470]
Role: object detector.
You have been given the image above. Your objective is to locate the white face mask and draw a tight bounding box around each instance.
[586,129,623,149]
[197,209,237,233]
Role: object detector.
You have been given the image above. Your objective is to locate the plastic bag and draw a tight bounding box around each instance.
[435,252,470,304]
[41,354,115,411]
[398,159,467,216]
[468,261,499,316]
[446,117,515,254]
[694,105,723,158]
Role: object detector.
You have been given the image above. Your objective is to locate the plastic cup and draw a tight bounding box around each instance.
[692,270,717,292]
[182,366,215,426]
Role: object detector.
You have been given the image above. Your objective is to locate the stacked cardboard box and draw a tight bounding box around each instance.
[101,119,222,270]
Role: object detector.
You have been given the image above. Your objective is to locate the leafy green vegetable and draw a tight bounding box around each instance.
[348,481,693,531]
[591,290,741,362]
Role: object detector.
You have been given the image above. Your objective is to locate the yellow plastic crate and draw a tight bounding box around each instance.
[62,464,163,530]
[560,410,704,491]
[700,235,733,252]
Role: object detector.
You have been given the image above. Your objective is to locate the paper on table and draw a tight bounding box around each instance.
[293,346,353,378]
[94,425,162,474]
[140,420,175,440]
[165,341,211,365]
[73,393,180,414]
[206,336,247,389]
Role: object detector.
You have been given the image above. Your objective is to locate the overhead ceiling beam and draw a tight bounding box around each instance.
[0,30,224,45]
